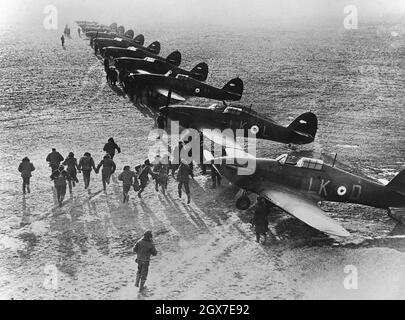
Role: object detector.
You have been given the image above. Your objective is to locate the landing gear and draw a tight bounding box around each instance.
[236,192,251,210]
[287,143,297,151]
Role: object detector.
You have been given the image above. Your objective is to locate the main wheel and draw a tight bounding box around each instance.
[236,196,251,210]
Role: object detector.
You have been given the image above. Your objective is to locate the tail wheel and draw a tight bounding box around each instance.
[236,196,251,210]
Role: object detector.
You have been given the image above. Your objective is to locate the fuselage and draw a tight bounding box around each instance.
[103,47,154,60]
[115,58,179,76]
[218,157,405,209]
[130,74,241,101]
[86,31,117,41]
[165,105,314,144]
[94,38,136,51]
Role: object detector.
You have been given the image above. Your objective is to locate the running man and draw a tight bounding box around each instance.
[51,165,69,207]
[118,166,137,203]
[18,157,35,194]
[46,148,64,173]
[63,152,80,193]
[133,231,157,292]
[96,154,116,191]
[78,152,97,189]
[177,159,194,204]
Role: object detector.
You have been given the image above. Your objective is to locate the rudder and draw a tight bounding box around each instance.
[223,78,244,100]
[110,23,118,32]
[190,63,209,81]
[147,41,161,55]
[134,34,145,46]
[166,50,182,67]
[388,170,405,195]
[117,25,125,34]
[124,29,135,39]
[288,112,318,140]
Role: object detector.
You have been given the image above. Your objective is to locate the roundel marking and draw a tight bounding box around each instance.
[251,125,260,135]
[337,186,347,196]
[195,88,201,94]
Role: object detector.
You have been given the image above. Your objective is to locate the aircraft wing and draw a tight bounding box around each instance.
[260,184,350,237]
[201,129,256,159]
[156,89,186,102]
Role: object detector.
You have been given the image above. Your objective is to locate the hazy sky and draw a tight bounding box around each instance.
[2,0,405,30]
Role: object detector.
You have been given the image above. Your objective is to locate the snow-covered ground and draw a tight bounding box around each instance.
[1,16,405,299]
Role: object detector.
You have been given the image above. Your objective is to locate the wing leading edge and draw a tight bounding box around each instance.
[260,184,350,237]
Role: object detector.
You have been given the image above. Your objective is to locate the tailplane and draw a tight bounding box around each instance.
[147,41,161,55]
[166,50,182,67]
[134,34,145,46]
[222,78,244,100]
[288,112,318,141]
[387,170,405,195]
[189,63,209,81]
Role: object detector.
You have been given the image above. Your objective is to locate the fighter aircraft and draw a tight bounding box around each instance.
[127,73,243,102]
[102,47,182,67]
[114,57,209,82]
[79,22,117,33]
[203,150,405,237]
[160,104,317,145]
[86,30,141,45]
[94,37,161,55]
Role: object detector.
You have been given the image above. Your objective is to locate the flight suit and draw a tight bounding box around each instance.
[46,151,64,173]
[18,159,35,194]
[177,162,194,203]
[96,158,116,191]
[118,169,136,202]
[78,155,96,189]
[133,236,157,290]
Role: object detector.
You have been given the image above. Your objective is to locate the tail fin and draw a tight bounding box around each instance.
[134,34,145,46]
[110,23,118,32]
[166,50,182,67]
[147,41,161,55]
[124,29,134,39]
[117,25,125,34]
[288,112,318,140]
[223,78,244,100]
[190,63,209,81]
[388,170,405,195]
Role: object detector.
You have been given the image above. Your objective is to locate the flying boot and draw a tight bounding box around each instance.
[139,280,146,292]
[187,193,191,205]
[135,274,141,287]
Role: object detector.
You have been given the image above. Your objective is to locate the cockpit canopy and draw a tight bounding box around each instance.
[297,158,324,170]
[224,107,243,115]
[176,74,190,80]
[276,154,324,170]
